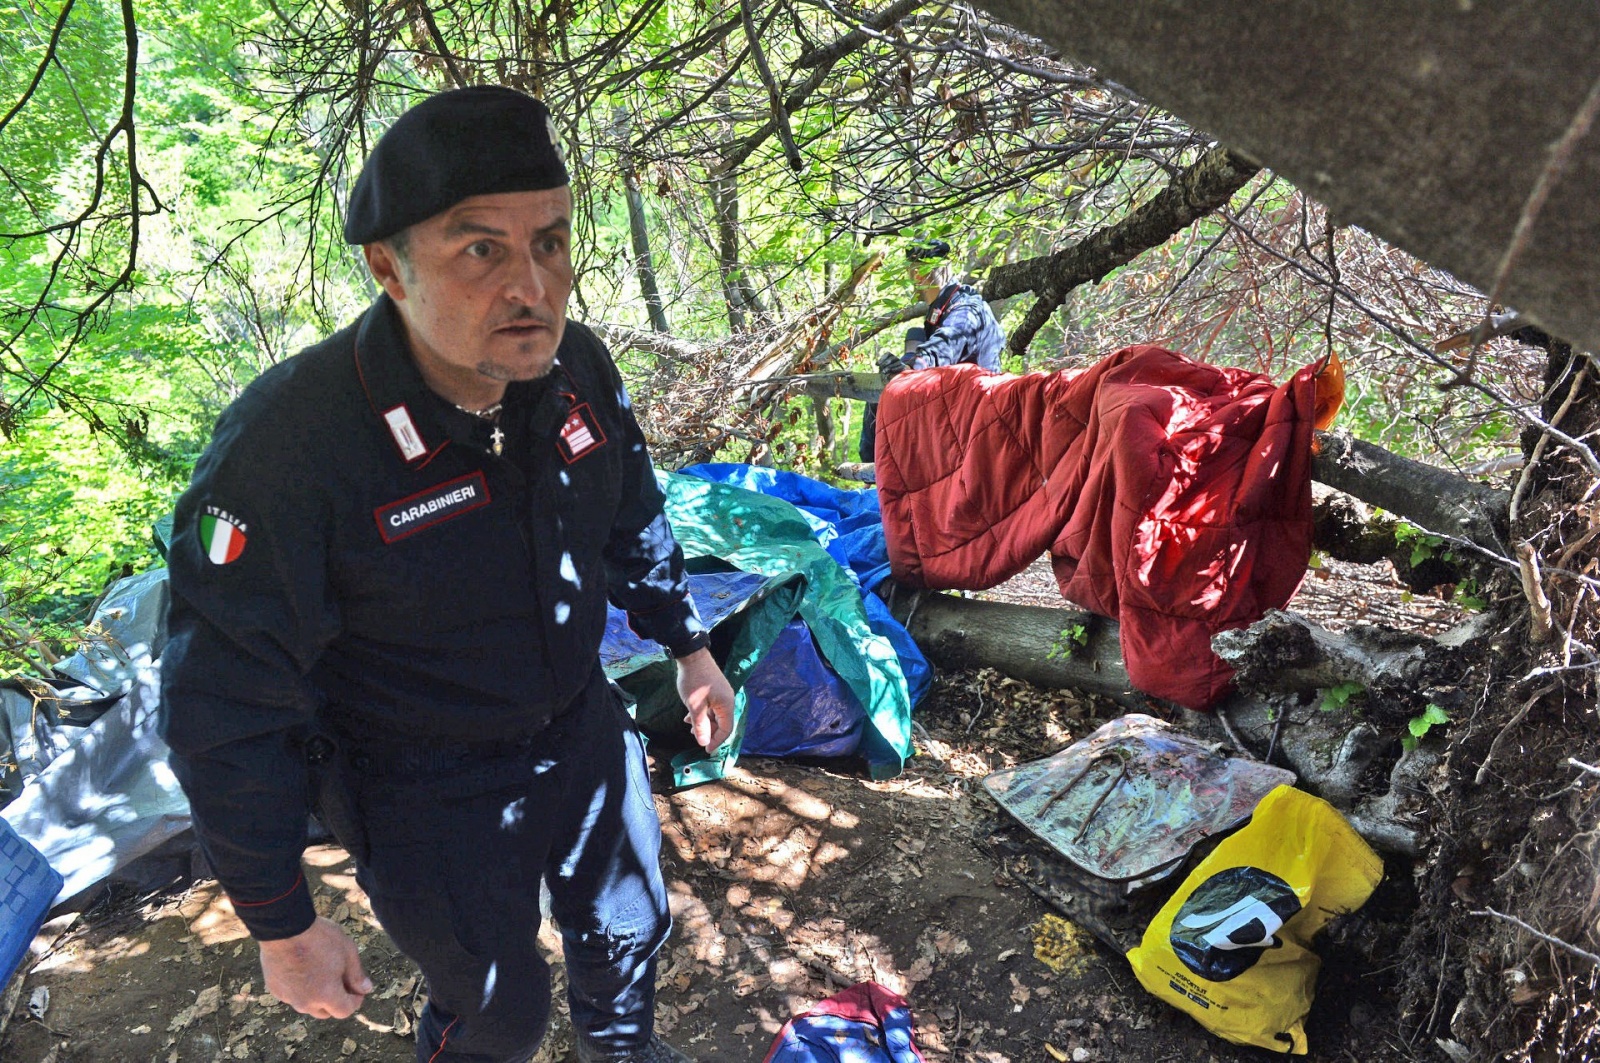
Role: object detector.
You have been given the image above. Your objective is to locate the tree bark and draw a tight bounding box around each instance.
[1313,431,1509,558]
[1310,485,1482,592]
[886,588,1136,705]
[594,324,702,365]
[711,172,750,333]
[623,164,670,334]
[812,395,836,462]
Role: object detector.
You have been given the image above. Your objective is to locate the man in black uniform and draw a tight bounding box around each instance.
[858,239,1005,461]
[160,87,735,1063]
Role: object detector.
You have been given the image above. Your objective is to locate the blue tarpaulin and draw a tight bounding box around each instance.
[603,570,773,679]
[741,618,867,759]
[677,464,931,708]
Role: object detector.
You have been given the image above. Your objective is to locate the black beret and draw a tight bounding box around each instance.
[905,238,951,261]
[343,86,570,245]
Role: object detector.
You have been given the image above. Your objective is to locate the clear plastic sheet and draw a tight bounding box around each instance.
[983,714,1296,883]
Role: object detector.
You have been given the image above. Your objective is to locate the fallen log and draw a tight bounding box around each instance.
[885,588,1135,706]
[1312,431,1509,558]
[889,586,1448,855]
[1211,608,1475,696]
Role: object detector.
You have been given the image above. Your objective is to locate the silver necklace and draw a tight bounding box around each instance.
[453,401,505,456]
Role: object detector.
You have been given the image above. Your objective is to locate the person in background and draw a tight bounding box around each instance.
[160,86,735,1063]
[858,238,1005,462]
[857,324,922,464]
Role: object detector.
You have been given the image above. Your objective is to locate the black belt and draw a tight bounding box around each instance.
[308,714,560,777]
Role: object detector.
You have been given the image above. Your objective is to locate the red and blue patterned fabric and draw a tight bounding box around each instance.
[762,982,925,1063]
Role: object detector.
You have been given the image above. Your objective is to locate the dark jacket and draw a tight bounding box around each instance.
[160,296,706,939]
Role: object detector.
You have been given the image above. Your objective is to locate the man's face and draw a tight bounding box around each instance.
[909,262,941,297]
[365,187,574,396]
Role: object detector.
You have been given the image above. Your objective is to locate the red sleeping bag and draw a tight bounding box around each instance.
[874,344,1322,710]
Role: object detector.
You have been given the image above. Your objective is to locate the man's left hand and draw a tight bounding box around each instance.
[877,351,909,379]
[674,648,736,752]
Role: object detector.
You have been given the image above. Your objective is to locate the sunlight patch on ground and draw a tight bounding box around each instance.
[1032,913,1095,977]
[666,881,731,968]
[188,892,250,945]
[32,935,150,974]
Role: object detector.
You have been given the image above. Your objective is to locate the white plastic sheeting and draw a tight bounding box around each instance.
[1,570,191,904]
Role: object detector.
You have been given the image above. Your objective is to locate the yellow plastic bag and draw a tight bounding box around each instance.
[1126,785,1383,1054]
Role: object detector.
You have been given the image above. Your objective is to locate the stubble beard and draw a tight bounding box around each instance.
[478,308,564,382]
[476,358,555,382]
[476,338,558,382]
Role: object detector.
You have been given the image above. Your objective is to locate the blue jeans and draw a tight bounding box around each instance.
[343,668,671,1063]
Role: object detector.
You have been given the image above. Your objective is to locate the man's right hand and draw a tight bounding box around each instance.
[877,351,909,379]
[258,916,373,1019]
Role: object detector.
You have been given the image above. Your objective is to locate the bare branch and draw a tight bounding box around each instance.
[0,0,78,139]
[740,0,804,172]
[983,145,1258,352]
[1469,908,1600,968]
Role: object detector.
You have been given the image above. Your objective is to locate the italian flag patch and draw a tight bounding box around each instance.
[199,507,248,565]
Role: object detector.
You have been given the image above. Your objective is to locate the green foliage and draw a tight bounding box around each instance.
[0,0,344,628]
[1319,680,1365,713]
[1046,622,1090,660]
[1451,578,1487,612]
[1,405,184,624]
[1393,522,1450,567]
[1402,703,1450,752]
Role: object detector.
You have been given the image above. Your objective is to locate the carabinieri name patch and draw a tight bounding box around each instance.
[374,472,491,543]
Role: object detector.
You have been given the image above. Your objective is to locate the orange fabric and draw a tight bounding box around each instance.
[874,345,1321,710]
[1312,348,1345,431]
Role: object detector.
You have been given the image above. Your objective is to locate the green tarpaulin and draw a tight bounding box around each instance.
[621,473,916,787]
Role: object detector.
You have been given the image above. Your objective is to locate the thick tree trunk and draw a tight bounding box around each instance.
[887,589,1134,705]
[1313,432,1508,557]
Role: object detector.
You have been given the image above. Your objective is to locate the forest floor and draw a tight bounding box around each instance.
[0,558,1461,1063]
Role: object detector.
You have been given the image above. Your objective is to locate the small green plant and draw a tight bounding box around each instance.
[1394,522,1466,571]
[1393,522,1448,567]
[1046,622,1090,660]
[1402,703,1451,752]
[1319,680,1365,713]
[1451,578,1486,612]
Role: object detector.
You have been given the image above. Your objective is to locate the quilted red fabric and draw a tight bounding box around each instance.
[874,345,1319,710]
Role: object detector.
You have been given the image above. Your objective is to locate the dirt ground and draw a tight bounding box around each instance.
[0,560,1446,1063]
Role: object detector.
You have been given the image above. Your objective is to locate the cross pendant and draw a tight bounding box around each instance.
[490,425,505,457]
